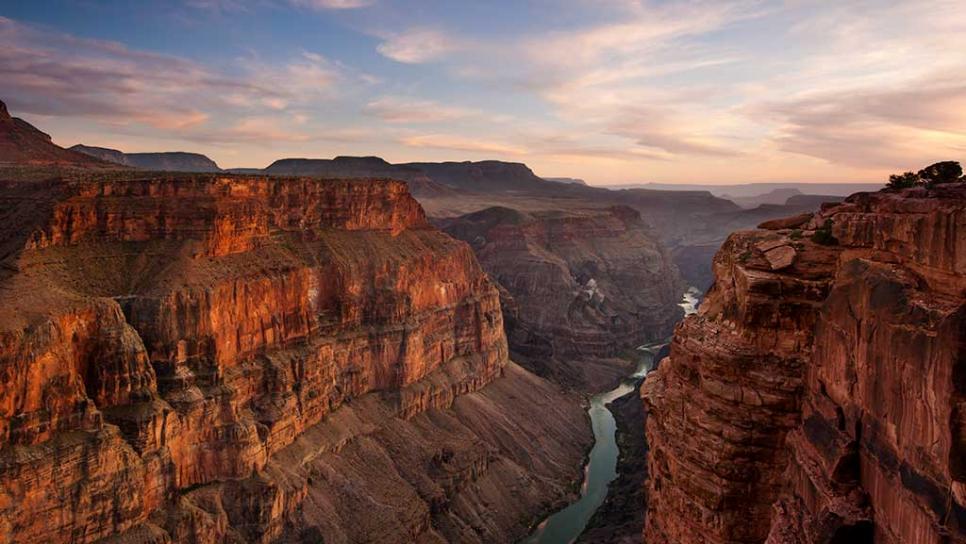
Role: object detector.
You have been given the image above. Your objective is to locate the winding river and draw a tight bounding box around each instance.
[522,287,701,544]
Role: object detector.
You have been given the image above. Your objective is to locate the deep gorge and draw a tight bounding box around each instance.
[2,97,964,543]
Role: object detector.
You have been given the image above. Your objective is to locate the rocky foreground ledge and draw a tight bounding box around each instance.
[644,184,966,543]
[0,172,590,543]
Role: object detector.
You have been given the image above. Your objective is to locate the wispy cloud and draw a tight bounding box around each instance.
[366,0,965,178]
[400,133,527,155]
[289,0,375,10]
[3,0,966,181]
[364,96,474,123]
[376,29,457,63]
[0,16,351,145]
[187,0,374,12]
[758,73,966,168]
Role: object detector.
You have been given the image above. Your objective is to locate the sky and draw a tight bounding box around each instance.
[0,0,964,185]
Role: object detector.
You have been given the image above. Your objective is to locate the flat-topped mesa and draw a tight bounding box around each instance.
[19,174,429,256]
[0,172,510,542]
[69,145,223,172]
[643,183,966,543]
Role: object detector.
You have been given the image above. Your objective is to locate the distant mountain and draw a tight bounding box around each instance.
[613,182,882,197]
[267,156,416,177]
[401,161,551,193]
[70,145,222,172]
[784,193,845,208]
[265,156,456,198]
[543,177,587,186]
[723,187,802,208]
[0,100,109,167]
[266,156,558,194]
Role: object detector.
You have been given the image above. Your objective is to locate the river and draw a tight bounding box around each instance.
[522,287,701,544]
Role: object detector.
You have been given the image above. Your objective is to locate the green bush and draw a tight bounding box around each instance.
[918,161,962,186]
[885,161,964,190]
[887,171,920,190]
[811,219,837,246]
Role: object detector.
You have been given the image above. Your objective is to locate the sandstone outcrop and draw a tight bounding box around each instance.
[440,205,683,390]
[644,184,966,542]
[0,170,590,543]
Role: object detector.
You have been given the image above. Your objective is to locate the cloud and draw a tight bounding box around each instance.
[523,0,762,75]
[187,0,375,11]
[238,51,343,100]
[289,0,375,9]
[376,29,456,63]
[400,133,526,156]
[365,1,758,159]
[184,0,252,13]
[758,73,966,168]
[399,0,964,173]
[734,0,966,169]
[0,17,347,143]
[5,1,966,181]
[604,104,741,157]
[363,96,474,123]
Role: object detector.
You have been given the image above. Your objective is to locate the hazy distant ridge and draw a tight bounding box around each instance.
[70,144,222,172]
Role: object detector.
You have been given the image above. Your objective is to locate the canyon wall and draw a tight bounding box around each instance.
[440,205,684,390]
[0,172,590,543]
[644,185,966,542]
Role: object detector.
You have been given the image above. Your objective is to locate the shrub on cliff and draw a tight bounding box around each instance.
[811,219,837,245]
[887,171,920,190]
[918,161,962,186]
[885,161,963,190]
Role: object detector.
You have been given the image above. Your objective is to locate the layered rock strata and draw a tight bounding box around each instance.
[644,185,966,543]
[440,205,683,390]
[0,172,589,543]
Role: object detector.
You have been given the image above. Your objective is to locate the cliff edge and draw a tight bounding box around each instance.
[0,171,590,543]
[644,184,966,543]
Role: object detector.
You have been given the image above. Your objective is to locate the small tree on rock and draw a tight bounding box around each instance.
[887,171,920,190]
[917,161,962,187]
[885,161,964,190]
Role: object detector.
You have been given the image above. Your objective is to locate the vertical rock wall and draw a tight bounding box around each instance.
[644,185,966,543]
[0,174,587,543]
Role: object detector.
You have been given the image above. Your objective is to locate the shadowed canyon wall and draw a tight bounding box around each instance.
[440,205,684,390]
[644,185,966,543]
[0,172,591,543]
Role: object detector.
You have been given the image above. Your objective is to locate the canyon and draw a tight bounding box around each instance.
[7,96,962,544]
[644,184,966,542]
[439,205,682,390]
[0,162,592,542]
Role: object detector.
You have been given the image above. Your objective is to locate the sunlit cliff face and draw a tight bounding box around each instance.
[1,0,964,184]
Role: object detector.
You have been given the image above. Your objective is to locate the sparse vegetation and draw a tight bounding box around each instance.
[811,219,838,245]
[887,171,920,190]
[789,229,803,240]
[919,161,963,186]
[885,161,964,190]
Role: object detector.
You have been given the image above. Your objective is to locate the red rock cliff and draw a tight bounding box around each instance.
[0,172,589,543]
[643,184,966,543]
